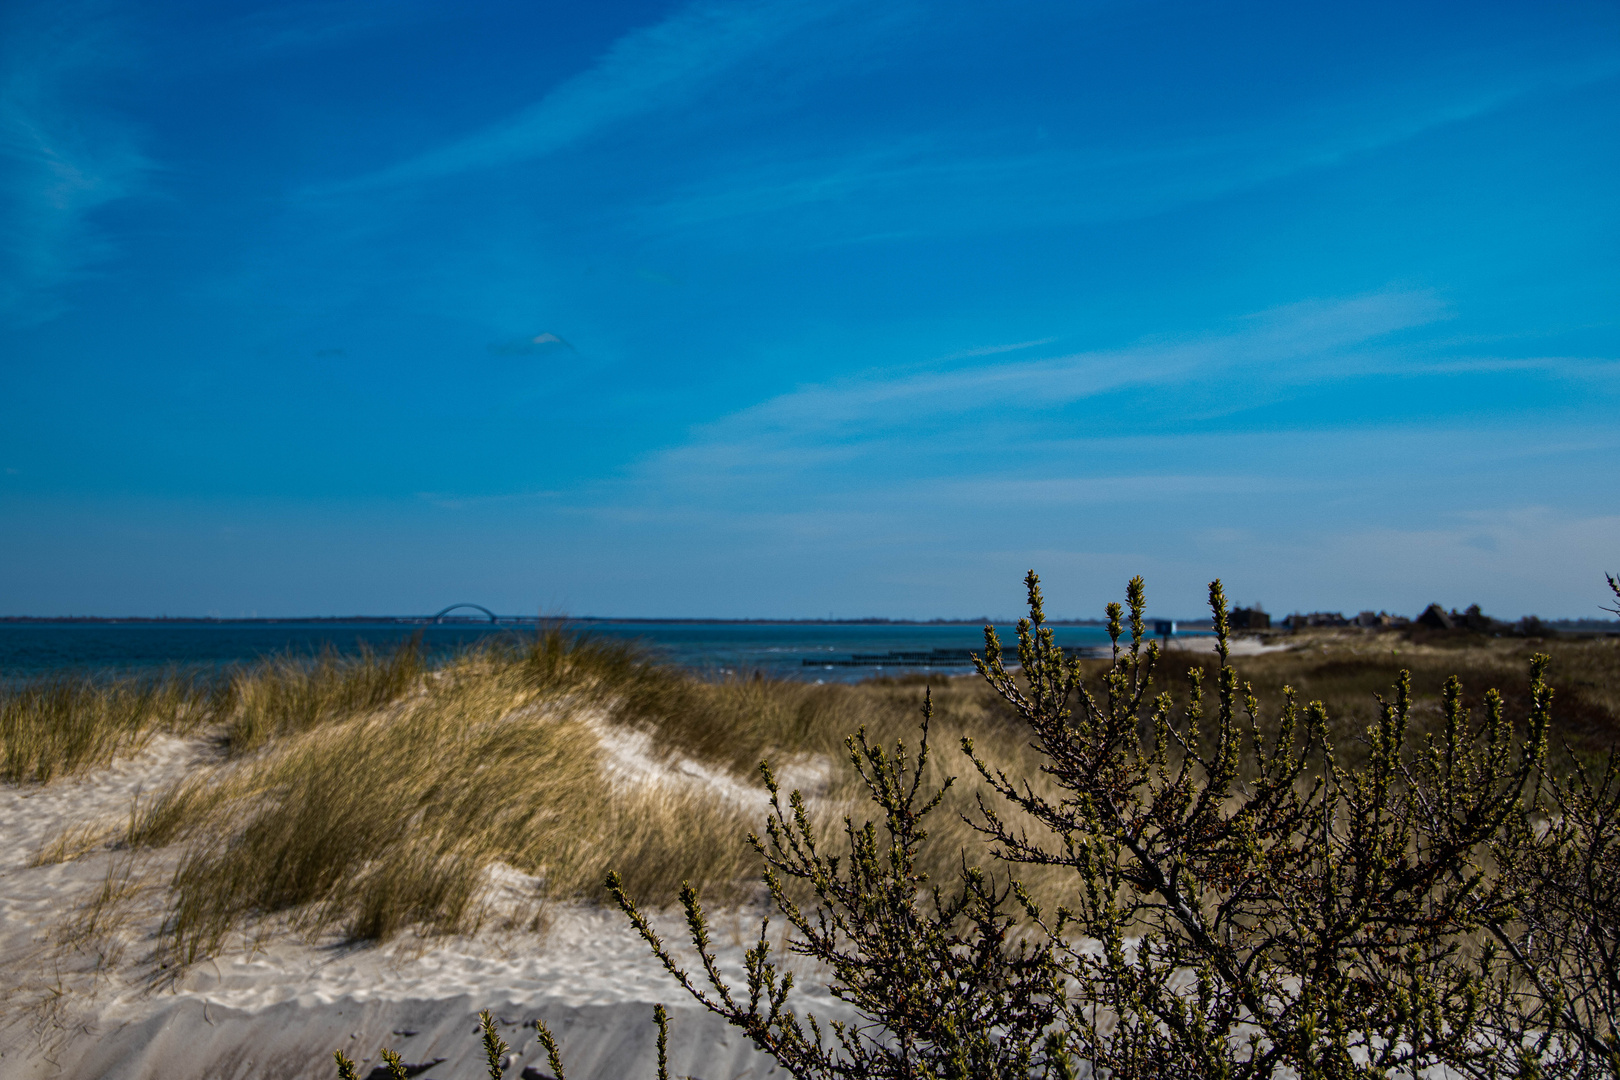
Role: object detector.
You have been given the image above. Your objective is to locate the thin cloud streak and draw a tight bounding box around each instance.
[313,0,879,196]
[0,1,149,323]
[937,338,1059,361]
[650,290,1448,473]
[637,53,1620,242]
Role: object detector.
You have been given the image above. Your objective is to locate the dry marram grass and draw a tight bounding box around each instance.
[0,674,210,783]
[124,632,1062,962]
[6,625,1616,975]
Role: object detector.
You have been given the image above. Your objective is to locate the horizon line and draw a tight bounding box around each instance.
[3,613,1617,627]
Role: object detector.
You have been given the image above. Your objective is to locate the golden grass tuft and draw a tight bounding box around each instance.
[116,628,1058,964]
[131,633,770,962]
[220,637,428,754]
[10,622,1611,972]
[0,673,210,783]
[1,636,439,783]
[30,817,123,866]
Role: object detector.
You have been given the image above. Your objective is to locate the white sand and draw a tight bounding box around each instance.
[0,734,849,1080]
[1162,635,1291,656]
[589,717,831,810]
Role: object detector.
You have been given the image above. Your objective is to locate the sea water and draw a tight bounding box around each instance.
[0,619,1130,683]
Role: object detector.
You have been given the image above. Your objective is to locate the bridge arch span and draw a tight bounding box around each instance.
[430,603,499,624]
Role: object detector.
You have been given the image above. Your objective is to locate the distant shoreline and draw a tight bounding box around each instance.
[4,614,1617,630]
[0,615,1129,627]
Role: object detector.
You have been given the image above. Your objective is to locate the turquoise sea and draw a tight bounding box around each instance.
[0,619,1137,684]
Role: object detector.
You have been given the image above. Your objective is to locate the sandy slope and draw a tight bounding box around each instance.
[0,735,846,1080]
[1163,635,1290,656]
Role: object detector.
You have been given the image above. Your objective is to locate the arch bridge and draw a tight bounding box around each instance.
[429,603,500,624]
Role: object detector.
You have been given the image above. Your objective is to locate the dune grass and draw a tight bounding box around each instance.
[144,696,762,960]
[110,627,1061,963]
[12,622,1617,970]
[0,638,433,783]
[0,672,212,784]
[126,632,771,961]
[218,637,430,754]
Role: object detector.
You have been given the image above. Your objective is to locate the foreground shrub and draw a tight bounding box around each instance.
[612,700,1064,1079]
[438,572,1614,1080]
[1491,747,1620,1072]
[964,574,1568,1077]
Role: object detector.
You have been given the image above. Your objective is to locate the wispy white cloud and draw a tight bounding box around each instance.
[937,338,1057,361]
[316,0,882,195]
[0,1,149,324]
[1357,355,1620,379]
[639,52,1620,242]
[590,287,1612,528]
[644,289,1447,479]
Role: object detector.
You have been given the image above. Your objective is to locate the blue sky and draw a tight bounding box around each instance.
[2,0,1617,619]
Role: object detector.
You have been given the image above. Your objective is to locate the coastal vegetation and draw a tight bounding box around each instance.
[3,577,1619,1076]
[0,670,208,783]
[373,575,1620,1079]
[0,640,428,783]
[577,576,1619,1079]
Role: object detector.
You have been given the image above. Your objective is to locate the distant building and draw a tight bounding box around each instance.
[1286,611,1349,629]
[1413,603,1502,633]
[1230,607,1270,630]
[1416,604,1454,631]
[1456,604,1499,632]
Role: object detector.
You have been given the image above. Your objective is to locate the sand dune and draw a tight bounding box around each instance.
[0,735,844,1080]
